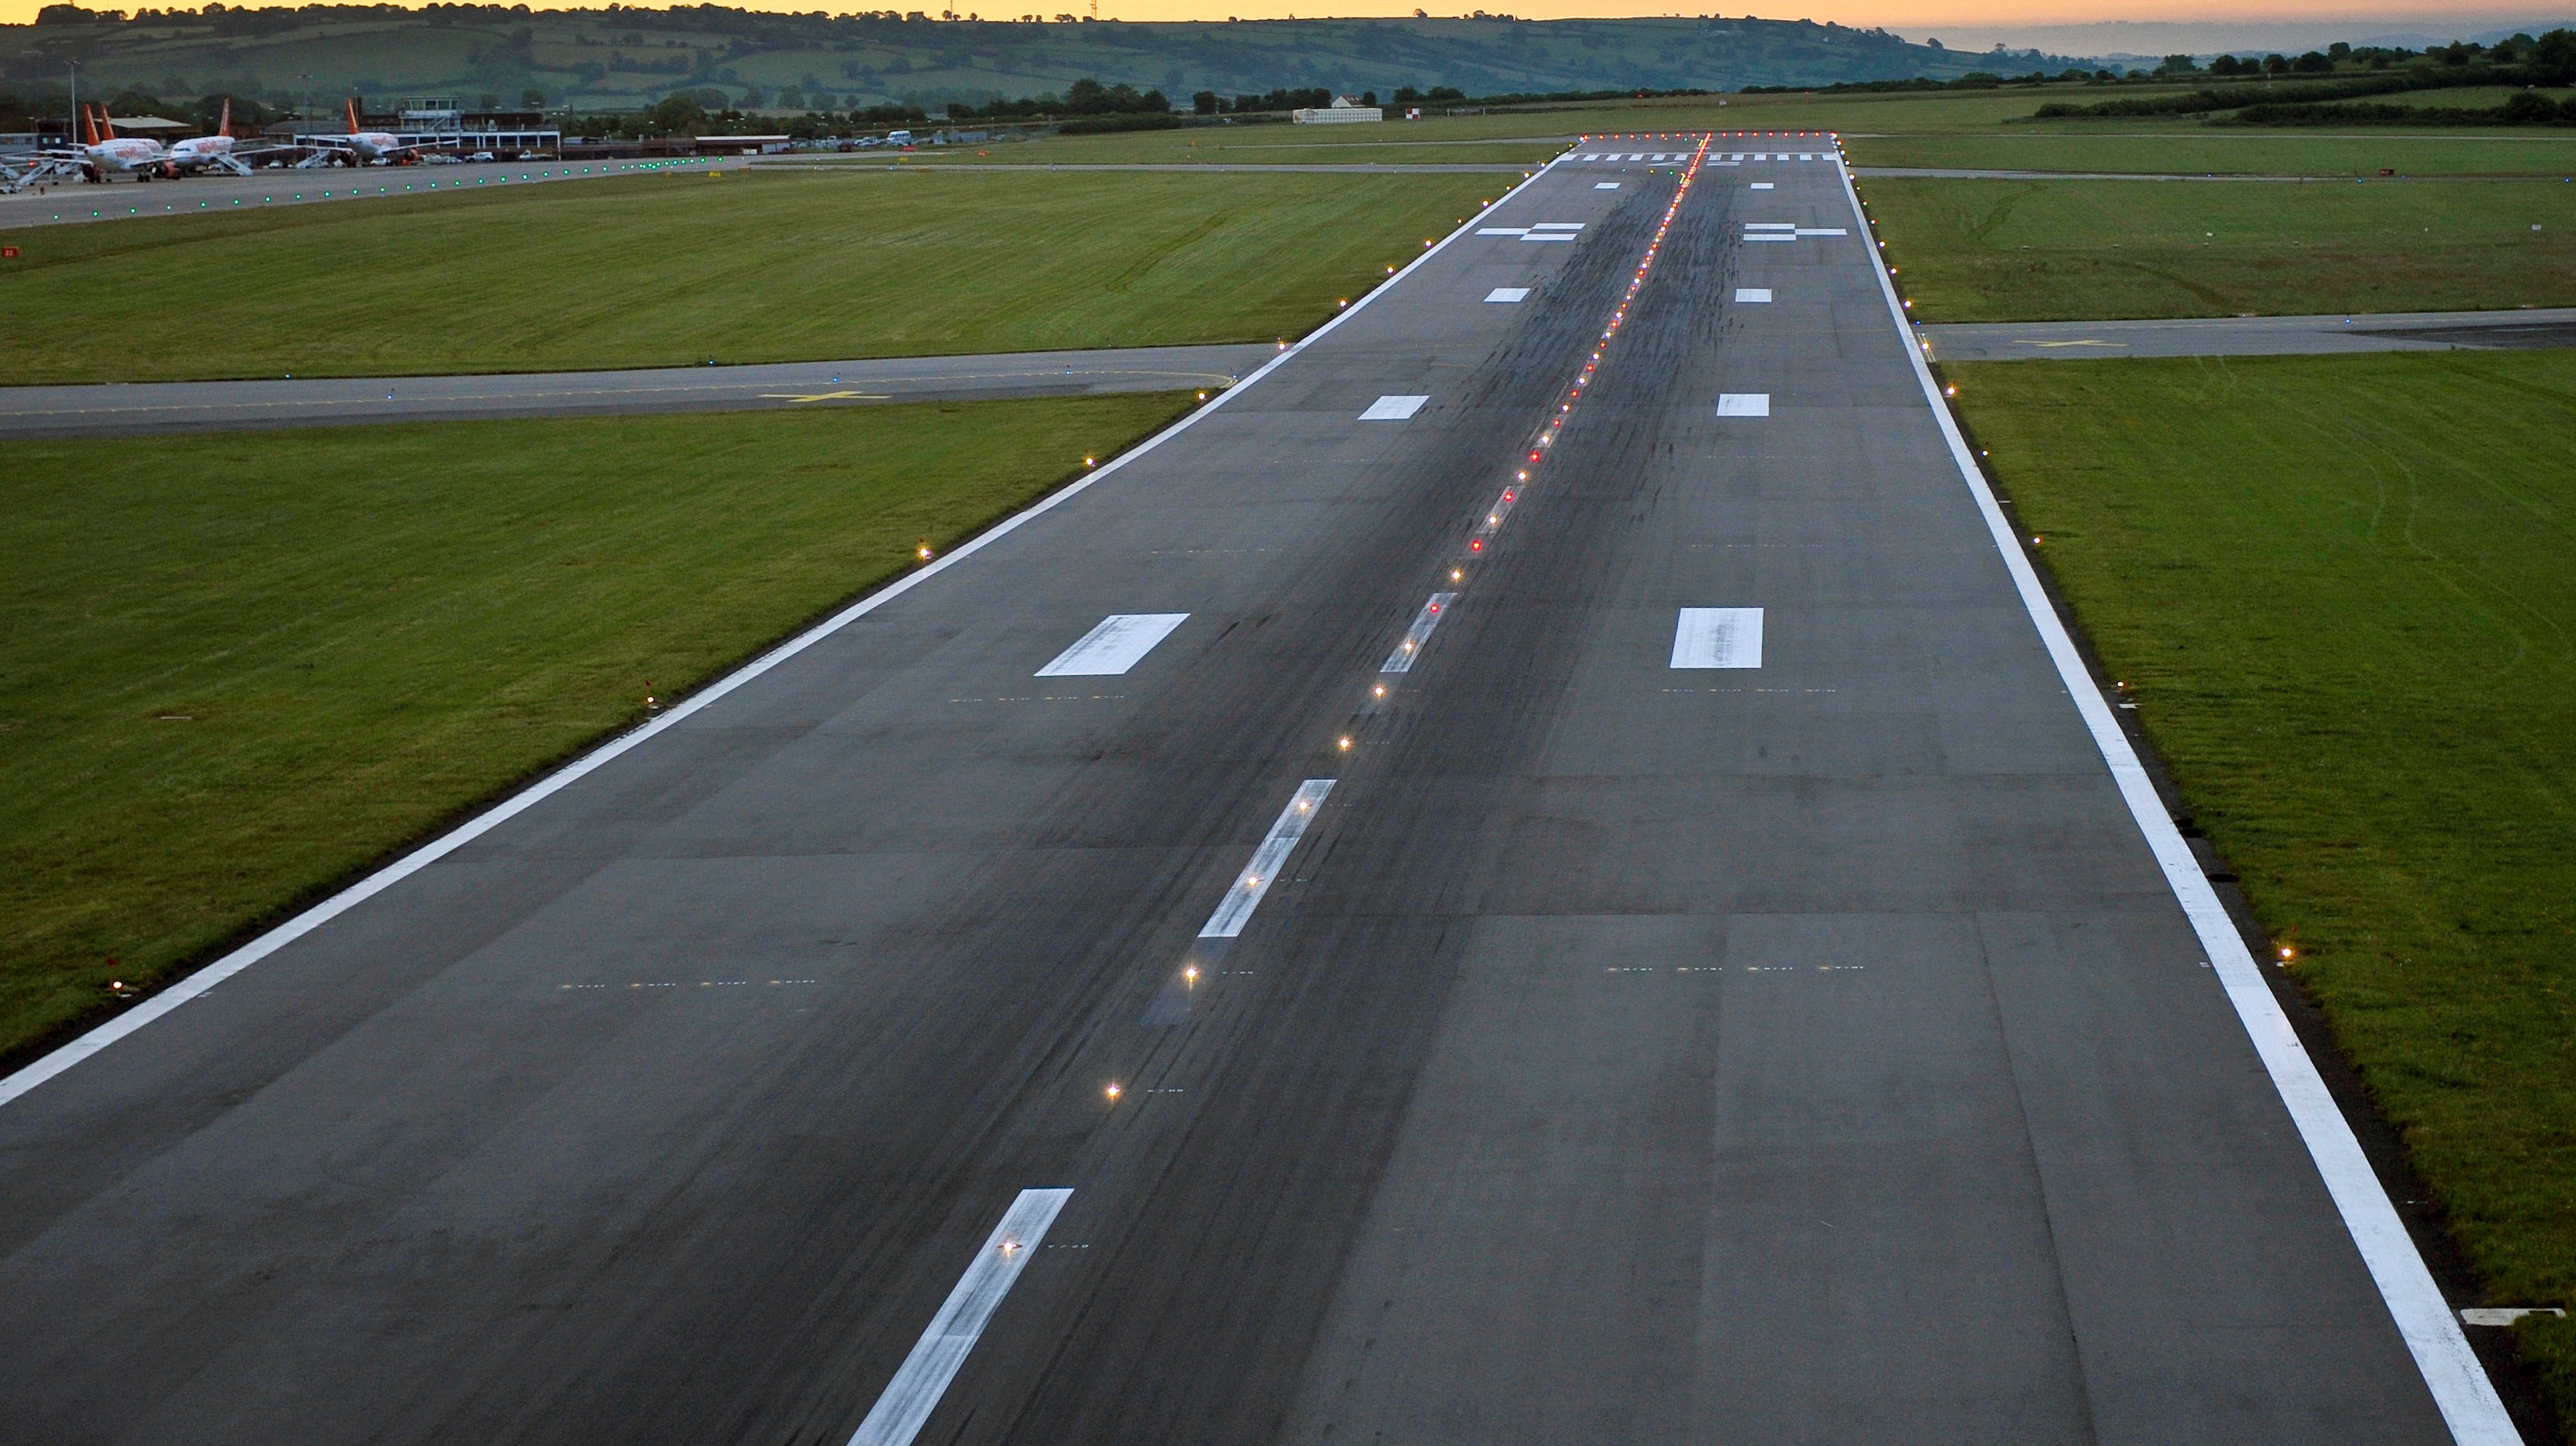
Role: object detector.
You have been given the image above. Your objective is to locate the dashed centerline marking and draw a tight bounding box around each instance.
[845,1189,1071,1446]
[1199,779,1336,938]
[1382,592,1458,673]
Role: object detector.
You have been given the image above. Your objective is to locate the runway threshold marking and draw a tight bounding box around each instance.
[1829,150,2525,1446]
[1716,393,1770,417]
[1035,613,1189,676]
[1670,608,1765,669]
[1360,394,1428,420]
[845,1188,1072,1446]
[1199,779,1336,938]
[1485,287,1530,303]
[1381,592,1458,673]
[1736,288,1774,303]
[1750,182,1775,190]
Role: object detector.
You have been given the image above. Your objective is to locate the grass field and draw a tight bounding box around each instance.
[0,167,1497,385]
[1847,130,2576,175]
[791,138,1568,167]
[1951,350,2576,1433]
[0,391,1195,1065]
[1865,175,2576,320]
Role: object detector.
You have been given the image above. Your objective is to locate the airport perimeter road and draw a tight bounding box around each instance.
[0,153,752,228]
[0,343,1275,438]
[0,142,2505,1445]
[1921,307,2576,361]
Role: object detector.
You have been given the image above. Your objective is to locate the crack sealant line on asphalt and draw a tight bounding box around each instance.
[0,158,1568,1115]
[1832,150,2523,1446]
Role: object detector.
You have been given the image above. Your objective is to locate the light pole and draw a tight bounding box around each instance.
[66,57,78,147]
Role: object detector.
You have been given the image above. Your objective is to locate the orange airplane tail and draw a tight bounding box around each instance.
[346,97,363,135]
[218,96,232,138]
[92,103,117,142]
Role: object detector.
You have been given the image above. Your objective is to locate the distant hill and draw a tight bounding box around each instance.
[0,5,2074,117]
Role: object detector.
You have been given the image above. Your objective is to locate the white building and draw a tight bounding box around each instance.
[1292,95,1384,124]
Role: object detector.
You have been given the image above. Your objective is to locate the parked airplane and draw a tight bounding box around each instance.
[301,99,451,165]
[165,98,257,175]
[73,103,173,179]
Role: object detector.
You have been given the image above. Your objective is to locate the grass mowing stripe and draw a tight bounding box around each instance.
[0,391,1196,1067]
[0,169,1497,386]
[1952,350,2576,1435]
[1866,175,2576,320]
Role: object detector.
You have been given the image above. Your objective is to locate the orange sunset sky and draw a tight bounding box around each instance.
[0,0,2542,38]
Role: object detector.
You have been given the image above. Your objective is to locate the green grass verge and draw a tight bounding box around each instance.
[1951,351,2576,1434]
[0,168,1496,385]
[1866,175,2576,319]
[0,391,1196,1065]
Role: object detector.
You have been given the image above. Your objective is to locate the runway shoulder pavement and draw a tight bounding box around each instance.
[1922,307,2576,361]
[0,343,1277,438]
[0,138,2524,1445]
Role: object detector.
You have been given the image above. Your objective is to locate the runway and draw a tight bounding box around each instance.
[1921,307,2576,362]
[0,344,1276,438]
[0,140,2516,1445]
[0,153,751,229]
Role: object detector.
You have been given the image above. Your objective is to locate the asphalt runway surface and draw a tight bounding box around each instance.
[1922,307,2576,362]
[0,142,2511,1445]
[0,344,1275,439]
[0,153,751,229]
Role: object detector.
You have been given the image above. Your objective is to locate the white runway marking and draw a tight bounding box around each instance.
[1671,608,1765,669]
[1743,233,1796,243]
[1797,227,1849,236]
[1716,393,1771,417]
[1035,613,1188,677]
[1382,591,1458,673]
[1745,222,1796,230]
[1830,150,2524,1446]
[1595,182,1620,189]
[1736,288,1773,303]
[1750,182,1775,190]
[846,1189,1071,1446]
[1485,287,1530,303]
[1360,394,1428,421]
[1475,226,1527,236]
[1521,233,1576,242]
[1199,779,1336,938]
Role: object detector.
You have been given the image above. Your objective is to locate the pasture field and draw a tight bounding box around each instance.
[1864,175,2576,319]
[0,168,1495,385]
[0,391,1196,1065]
[1951,350,2576,1429]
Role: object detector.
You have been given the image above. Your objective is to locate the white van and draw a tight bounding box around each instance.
[886,128,913,147]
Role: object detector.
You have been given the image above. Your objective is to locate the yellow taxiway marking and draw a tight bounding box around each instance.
[2017,339,2128,348]
[760,389,894,403]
